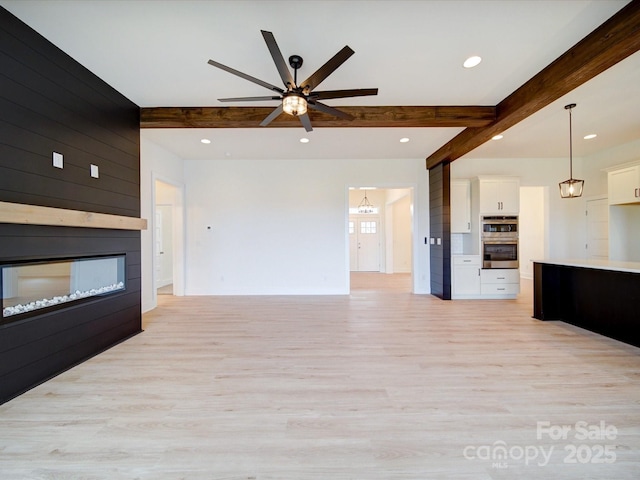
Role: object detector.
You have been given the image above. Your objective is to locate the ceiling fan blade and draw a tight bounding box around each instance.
[310,88,378,100]
[261,30,296,88]
[298,112,313,132]
[260,105,284,127]
[218,96,281,102]
[208,59,284,94]
[300,46,355,92]
[308,101,354,121]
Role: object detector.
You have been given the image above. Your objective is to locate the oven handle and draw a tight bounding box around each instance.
[482,239,518,244]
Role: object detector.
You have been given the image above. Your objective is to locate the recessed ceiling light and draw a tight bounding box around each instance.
[463,56,482,68]
[200,138,211,144]
[400,137,410,143]
[492,134,504,140]
[224,152,232,157]
[300,137,310,143]
[584,134,597,140]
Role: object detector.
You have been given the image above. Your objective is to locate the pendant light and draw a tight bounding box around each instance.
[357,191,375,213]
[559,103,584,198]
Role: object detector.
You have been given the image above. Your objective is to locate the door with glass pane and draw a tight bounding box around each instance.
[349,216,381,272]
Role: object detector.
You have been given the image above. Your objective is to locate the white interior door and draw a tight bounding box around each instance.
[586,197,609,259]
[155,210,164,288]
[353,216,381,272]
[348,220,358,271]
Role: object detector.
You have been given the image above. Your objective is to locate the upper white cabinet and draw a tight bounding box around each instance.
[451,179,471,233]
[474,176,520,214]
[608,163,640,205]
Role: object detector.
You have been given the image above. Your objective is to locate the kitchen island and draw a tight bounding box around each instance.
[533,259,640,348]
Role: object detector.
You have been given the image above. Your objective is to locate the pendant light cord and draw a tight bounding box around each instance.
[569,106,573,179]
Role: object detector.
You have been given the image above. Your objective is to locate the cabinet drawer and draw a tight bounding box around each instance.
[481,283,520,295]
[453,255,481,266]
[481,269,519,284]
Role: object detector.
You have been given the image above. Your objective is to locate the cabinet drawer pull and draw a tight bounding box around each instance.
[463,260,471,262]
[497,288,506,291]
[497,277,506,280]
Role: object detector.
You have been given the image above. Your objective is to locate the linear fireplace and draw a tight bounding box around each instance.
[1,254,126,324]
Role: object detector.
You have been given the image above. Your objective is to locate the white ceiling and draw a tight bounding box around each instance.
[3,0,638,161]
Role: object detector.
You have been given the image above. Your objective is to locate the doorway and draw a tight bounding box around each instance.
[154,179,183,298]
[348,187,414,292]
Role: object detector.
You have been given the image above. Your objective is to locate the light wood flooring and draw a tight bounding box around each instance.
[1,273,639,479]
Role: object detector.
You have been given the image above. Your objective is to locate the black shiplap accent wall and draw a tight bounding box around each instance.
[0,8,142,404]
[429,162,451,300]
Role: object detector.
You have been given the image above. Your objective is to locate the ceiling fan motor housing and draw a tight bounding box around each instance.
[288,55,303,70]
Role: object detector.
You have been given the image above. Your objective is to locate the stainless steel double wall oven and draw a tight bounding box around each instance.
[481,216,519,269]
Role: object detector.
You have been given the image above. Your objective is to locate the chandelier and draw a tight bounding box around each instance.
[357,191,375,213]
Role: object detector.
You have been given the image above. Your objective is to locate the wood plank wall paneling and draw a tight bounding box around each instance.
[428,163,451,300]
[0,9,139,217]
[0,7,142,404]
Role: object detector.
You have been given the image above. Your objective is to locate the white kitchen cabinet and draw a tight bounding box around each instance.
[480,269,520,297]
[451,179,471,233]
[451,255,481,298]
[607,163,640,205]
[474,176,520,214]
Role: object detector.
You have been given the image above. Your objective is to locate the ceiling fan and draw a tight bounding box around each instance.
[207,30,378,132]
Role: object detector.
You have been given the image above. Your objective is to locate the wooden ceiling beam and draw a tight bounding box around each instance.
[426,0,640,169]
[140,105,496,129]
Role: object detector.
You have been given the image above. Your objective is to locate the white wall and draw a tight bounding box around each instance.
[183,158,430,295]
[140,137,185,312]
[519,187,547,278]
[391,195,412,273]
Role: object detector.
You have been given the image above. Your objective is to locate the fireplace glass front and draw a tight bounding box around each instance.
[1,254,125,320]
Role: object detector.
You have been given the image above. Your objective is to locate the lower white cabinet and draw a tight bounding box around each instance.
[452,257,520,299]
[452,255,481,298]
[480,269,520,297]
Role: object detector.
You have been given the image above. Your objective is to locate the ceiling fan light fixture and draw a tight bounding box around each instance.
[282,93,307,116]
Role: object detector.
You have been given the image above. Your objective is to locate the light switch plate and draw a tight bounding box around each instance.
[90,164,99,178]
[53,152,63,169]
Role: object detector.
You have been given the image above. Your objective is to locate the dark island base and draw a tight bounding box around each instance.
[534,262,640,349]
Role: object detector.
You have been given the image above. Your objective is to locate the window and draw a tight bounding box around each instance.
[360,221,377,234]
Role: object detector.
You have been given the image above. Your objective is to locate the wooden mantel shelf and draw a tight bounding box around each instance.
[0,201,147,231]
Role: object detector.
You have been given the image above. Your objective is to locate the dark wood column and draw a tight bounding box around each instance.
[428,162,451,299]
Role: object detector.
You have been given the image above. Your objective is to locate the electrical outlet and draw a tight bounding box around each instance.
[90,164,99,178]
